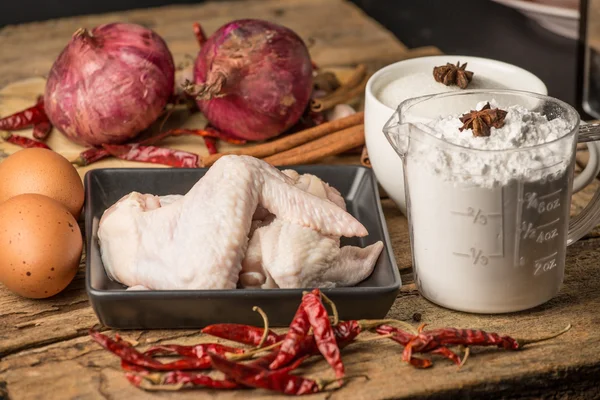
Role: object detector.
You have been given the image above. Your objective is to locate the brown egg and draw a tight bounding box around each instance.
[0,148,84,219]
[0,193,82,299]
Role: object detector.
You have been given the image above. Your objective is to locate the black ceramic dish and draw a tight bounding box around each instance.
[84,165,401,329]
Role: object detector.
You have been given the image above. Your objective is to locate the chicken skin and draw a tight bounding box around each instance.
[98,156,374,290]
[240,170,383,289]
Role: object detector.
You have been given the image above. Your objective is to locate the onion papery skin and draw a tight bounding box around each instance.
[193,19,313,141]
[45,23,175,146]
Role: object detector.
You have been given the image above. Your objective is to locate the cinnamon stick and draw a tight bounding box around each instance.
[360,146,371,168]
[199,112,364,167]
[330,64,367,96]
[263,124,364,166]
[310,74,369,113]
[310,64,367,112]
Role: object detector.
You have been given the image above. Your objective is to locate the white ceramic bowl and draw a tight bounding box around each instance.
[364,55,548,215]
[491,0,579,40]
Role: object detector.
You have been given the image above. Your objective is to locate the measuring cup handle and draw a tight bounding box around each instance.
[568,141,600,245]
[573,141,600,193]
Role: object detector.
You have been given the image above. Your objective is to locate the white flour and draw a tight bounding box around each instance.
[406,101,574,313]
[378,72,508,110]
[413,101,572,187]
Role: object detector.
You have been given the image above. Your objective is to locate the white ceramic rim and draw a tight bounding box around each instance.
[365,55,549,114]
[491,0,579,19]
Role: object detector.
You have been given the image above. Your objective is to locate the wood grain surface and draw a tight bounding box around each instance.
[1,1,600,399]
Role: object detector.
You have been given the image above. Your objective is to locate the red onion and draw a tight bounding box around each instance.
[45,23,175,146]
[189,19,313,141]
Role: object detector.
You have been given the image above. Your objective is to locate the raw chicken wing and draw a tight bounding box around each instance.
[98,155,368,290]
[239,170,383,289]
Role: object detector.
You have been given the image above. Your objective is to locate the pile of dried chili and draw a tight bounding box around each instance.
[0,96,49,132]
[0,96,54,150]
[89,288,571,396]
[71,127,247,168]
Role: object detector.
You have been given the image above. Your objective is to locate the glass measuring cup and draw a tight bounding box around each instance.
[383,90,600,313]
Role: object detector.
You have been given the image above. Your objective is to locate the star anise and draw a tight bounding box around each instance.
[433,61,474,89]
[459,103,508,137]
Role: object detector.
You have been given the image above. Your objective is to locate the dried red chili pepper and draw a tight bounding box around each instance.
[274,355,308,374]
[206,126,246,144]
[70,128,176,167]
[273,319,362,370]
[89,329,212,370]
[126,373,239,391]
[143,343,243,359]
[302,289,345,380]
[121,358,241,390]
[228,351,307,376]
[402,324,571,365]
[201,324,283,347]
[429,346,462,367]
[143,355,212,370]
[376,323,570,368]
[121,360,148,373]
[122,357,301,391]
[32,121,52,140]
[333,319,410,349]
[229,352,305,375]
[203,136,218,155]
[269,301,311,370]
[214,318,409,371]
[72,147,110,166]
[102,143,199,168]
[209,354,339,395]
[71,125,243,167]
[125,372,147,388]
[376,325,461,368]
[333,320,362,348]
[90,330,166,369]
[247,352,279,369]
[376,325,414,344]
[265,319,392,371]
[0,97,49,131]
[71,129,189,167]
[1,131,51,149]
[161,371,241,388]
[165,128,246,145]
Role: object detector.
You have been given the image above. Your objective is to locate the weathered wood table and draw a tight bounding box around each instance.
[1,1,600,399]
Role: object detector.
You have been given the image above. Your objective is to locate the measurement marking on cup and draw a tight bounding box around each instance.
[451,207,502,225]
[524,191,562,214]
[540,189,562,200]
[514,183,523,267]
[520,218,560,243]
[536,252,558,262]
[538,218,560,229]
[534,252,558,276]
[453,248,502,266]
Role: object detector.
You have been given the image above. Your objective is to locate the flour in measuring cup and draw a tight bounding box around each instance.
[414,101,573,187]
[407,101,574,313]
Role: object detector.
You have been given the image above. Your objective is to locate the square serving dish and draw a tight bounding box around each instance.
[84,165,401,329]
